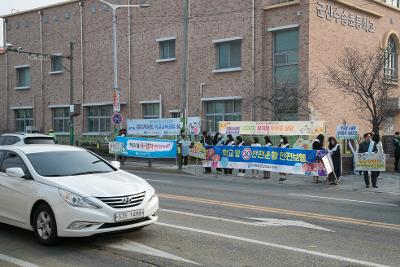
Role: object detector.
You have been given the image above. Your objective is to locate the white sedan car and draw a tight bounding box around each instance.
[0,145,159,245]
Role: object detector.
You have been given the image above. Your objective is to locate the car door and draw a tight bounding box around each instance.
[0,150,31,226]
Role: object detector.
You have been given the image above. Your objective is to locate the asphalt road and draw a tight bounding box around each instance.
[0,171,399,267]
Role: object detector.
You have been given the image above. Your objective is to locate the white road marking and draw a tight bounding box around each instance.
[107,239,200,265]
[160,209,333,232]
[248,218,333,232]
[289,194,399,207]
[0,253,41,267]
[144,179,173,183]
[156,222,390,267]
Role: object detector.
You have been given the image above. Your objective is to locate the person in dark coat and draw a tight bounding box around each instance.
[312,134,325,183]
[201,131,212,174]
[358,133,378,188]
[393,132,400,172]
[213,132,223,174]
[328,137,341,185]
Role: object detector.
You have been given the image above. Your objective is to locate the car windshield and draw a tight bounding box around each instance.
[27,151,115,177]
[24,137,55,144]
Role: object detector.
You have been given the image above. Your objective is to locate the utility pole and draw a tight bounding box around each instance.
[69,41,74,145]
[180,0,189,131]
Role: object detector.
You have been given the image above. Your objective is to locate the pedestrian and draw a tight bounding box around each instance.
[393,131,400,172]
[328,137,341,185]
[201,131,212,174]
[278,136,290,182]
[372,133,384,179]
[263,136,273,179]
[358,133,378,188]
[213,132,223,174]
[236,136,246,176]
[312,134,325,183]
[251,137,262,177]
[178,130,191,168]
[224,134,235,175]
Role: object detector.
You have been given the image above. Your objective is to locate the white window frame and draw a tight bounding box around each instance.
[141,100,161,119]
[156,36,176,63]
[85,105,112,134]
[14,65,30,90]
[49,53,64,74]
[213,37,242,73]
[52,107,70,134]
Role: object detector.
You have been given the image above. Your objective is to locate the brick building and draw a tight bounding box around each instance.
[0,0,400,141]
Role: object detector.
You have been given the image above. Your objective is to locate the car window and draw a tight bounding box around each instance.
[27,151,115,177]
[1,151,30,179]
[0,136,6,145]
[4,136,20,145]
[24,137,55,144]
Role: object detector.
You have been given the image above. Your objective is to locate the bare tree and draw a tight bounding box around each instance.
[326,47,397,133]
[248,77,319,121]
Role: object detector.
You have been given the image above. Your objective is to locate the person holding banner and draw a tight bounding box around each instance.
[251,137,262,177]
[213,132,224,174]
[393,132,400,172]
[372,133,384,179]
[358,133,378,188]
[223,134,235,175]
[236,136,246,176]
[201,131,212,174]
[328,137,341,185]
[278,136,290,182]
[312,134,325,183]
[263,136,273,179]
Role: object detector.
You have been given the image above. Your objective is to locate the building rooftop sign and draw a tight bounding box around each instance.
[316,1,376,33]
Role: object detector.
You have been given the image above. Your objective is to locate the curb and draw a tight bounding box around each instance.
[121,166,194,176]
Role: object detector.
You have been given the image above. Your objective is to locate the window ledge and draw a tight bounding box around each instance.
[49,70,64,75]
[156,58,176,63]
[212,67,242,73]
[82,132,112,136]
[15,86,30,90]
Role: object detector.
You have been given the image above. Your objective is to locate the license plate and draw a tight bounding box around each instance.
[115,209,144,222]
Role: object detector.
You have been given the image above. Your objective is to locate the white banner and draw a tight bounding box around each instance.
[354,153,386,172]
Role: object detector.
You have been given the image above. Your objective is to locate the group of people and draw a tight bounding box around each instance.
[201,131,337,183]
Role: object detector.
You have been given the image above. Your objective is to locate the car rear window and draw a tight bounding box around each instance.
[24,137,55,144]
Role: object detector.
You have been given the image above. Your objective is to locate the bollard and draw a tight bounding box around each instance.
[148,158,153,168]
[177,143,182,170]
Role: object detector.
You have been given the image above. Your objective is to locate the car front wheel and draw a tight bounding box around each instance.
[33,204,59,246]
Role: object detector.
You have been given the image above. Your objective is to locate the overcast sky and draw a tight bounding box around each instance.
[0,0,67,46]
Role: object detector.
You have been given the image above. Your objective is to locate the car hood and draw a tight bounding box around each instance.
[38,170,151,197]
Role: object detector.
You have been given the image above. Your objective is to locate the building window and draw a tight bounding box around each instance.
[16,66,30,89]
[215,39,241,70]
[90,4,96,13]
[87,105,112,133]
[50,55,63,73]
[384,36,398,80]
[273,29,299,120]
[43,16,49,24]
[205,100,241,132]
[53,108,70,133]
[64,12,71,20]
[15,109,33,132]
[53,15,59,22]
[158,39,176,61]
[385,0,400,8]
[143,103,160,119]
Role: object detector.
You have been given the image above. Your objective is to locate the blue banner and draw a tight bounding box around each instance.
[203,146,328,176]
[115,137,177,159]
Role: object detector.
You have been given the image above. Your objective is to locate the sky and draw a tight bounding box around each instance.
[0,0,67,46]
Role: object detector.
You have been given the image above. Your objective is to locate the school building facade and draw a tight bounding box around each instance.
[0,0,399,143]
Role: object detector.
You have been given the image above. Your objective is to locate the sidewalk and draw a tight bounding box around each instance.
[120,161,400,196]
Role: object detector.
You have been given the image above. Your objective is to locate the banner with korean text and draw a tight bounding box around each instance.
[203,146,328,176]
[354,153,386,172]
[336,125,358,140]
[115,137,177,158]
[218,121,325,136]
[127,117,201,136]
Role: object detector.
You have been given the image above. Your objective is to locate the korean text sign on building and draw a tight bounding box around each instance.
[127,117,201,136]
[115,137,177,158]
[203,146,328,176]
[218,121,325,136]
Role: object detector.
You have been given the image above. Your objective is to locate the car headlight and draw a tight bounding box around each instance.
[59,189,101,209]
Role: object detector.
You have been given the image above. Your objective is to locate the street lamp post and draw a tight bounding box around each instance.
[97,0,149,132]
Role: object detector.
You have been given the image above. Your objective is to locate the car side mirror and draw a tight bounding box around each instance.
[110,161,121,170]
[6,167,26,178]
